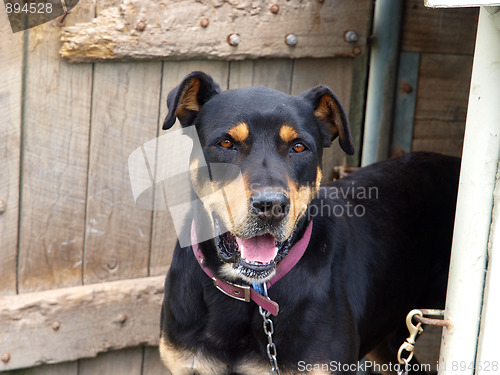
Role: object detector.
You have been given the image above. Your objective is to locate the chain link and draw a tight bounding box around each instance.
[397,358,410,375]
[258,284,280,375]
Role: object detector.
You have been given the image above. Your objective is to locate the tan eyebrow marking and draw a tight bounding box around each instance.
[279,125,299,143]
[228,122,249,142]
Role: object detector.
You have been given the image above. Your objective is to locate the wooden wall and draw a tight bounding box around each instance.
[0,1,356,373]
[395,2,478,371]
[401,0,478,158]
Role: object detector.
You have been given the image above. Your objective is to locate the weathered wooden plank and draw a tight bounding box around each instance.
[0,11,23,296]
[228,59,293,92]
[2,361,78,375]
[149,61,229,277]
[412,53,472,158]
[346,52,370,168]
[83,61,162,284]
[391,52,420,157]
[412,119,465,158]
[0,276,164,371]
[291,58,354,104]
[60,0,372,62]
[17,0,95,294]
[402,0,478,54]
[143,347,171,375]
[415,53,473,122]
[412,137,464,158]
[79,348,145,375]
[291,58,355,180]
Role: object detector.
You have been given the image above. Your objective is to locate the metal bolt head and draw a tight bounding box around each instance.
[135,20,146,31]
[352,47,362,56]
[400,81,413,94]
[270,4,279,14]
[285,34,298,47]
[0,200,5,214]
[344,30,359,43]
[1,353,10,363]
[227,33,241,47]
[200,18,209,28]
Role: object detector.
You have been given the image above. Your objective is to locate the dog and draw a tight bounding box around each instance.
[159,71,460,374]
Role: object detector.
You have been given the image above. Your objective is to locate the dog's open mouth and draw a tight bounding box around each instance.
[215,229,293,281]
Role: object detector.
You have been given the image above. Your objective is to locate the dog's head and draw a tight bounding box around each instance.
[163,71,354,283]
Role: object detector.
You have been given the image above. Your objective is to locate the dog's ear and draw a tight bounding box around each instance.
[301,86,355,155]
[163,71,222,130]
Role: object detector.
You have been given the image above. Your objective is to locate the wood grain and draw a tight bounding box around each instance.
[0,11,23,296]
[228,59,293,92]
[415,54,473,122]
[346,52,370,168]
[2,362,78,375]
[401,0,478,55]
[143,347,171,375]
[83,61,162,284]
[391,52,420,156]
[17,0,95,293]
[0,276,164,371]
[412,53,472,157]
[79,348,145,375]
[60,0,371,62]
[291,58,355,180]
[149,61,229,278]
[412,120,465,158]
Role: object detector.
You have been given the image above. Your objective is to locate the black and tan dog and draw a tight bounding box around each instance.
[159,71,460,374]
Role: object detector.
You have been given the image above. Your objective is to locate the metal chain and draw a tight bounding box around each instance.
[258,283,280,375]
[397,358,410,375]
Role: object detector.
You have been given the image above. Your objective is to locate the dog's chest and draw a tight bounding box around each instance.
[160,337,271,375]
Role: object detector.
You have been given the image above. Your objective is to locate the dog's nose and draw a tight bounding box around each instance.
[250,190,290,223]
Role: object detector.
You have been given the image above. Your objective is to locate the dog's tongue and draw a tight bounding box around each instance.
[236,234,278,264]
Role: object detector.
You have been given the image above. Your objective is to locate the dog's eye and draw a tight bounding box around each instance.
[219,139,233,148]
[292,143,306,153]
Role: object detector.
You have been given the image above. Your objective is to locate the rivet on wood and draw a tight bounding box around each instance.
[344,30,359,43]
[117,313,128,324]
[285,34,298,47]
[51,321,61,331]
[270,4,279,14]
[1,353,10,363]
[400,81,413,94]
[352,47,362,56]
[135,20,146,31]
[0,200,6,214]
[200,18,209,28]
[227,33,241,47]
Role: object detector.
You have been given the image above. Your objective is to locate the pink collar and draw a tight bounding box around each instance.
[191,220,313,316]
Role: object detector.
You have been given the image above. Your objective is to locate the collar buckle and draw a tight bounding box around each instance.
[212,277,251,302]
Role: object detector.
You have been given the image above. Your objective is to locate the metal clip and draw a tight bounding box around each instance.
[397,309,424,364]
